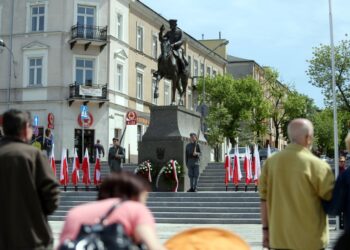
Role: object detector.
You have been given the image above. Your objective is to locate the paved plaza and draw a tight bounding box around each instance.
[50,221,342,250]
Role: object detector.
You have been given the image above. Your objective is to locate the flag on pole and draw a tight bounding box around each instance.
[82,148,91,185]
[59,148,69,186]
[94,148,102,185]
[233,144,242,185]
[71,148,80,186]
[267,144,271,158]
[244,145,252,184]
[253,144,261,184]
[224,154,232,185]
[49,145,57,177]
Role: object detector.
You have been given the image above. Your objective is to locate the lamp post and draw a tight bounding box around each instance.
[196,40,229,134]
[328,0,339,230]
[0,39,15,110]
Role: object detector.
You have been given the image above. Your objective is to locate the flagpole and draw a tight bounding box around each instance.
[328,0,339,230]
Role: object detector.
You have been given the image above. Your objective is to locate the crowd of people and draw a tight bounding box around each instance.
[0,109,349,249]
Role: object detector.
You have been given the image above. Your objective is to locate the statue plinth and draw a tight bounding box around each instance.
[138,105,210,192]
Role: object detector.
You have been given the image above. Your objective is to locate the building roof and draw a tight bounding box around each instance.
[227,55,254,63]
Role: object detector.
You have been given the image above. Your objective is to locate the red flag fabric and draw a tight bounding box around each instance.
[94,149,102,185]
[244,146,252,185]
[71,148,80,185]
[59,148,69,186]
[224,154,232,185]
[233,145,242,185]
[49,147,56,177]
[82,148,91,185]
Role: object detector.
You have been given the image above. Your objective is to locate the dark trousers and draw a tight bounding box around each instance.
[187,164,199,189]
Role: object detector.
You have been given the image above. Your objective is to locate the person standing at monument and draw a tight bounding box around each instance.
[108,137,125,173]
[0,109,60,249]
[259,118,334,249]
[185,133,201,192]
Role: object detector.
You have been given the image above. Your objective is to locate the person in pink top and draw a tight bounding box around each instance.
[59,172,166,250]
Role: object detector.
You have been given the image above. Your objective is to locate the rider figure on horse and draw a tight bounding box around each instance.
[159,19,188,74]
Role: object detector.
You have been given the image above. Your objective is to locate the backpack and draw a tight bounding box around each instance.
[59,202,145,250]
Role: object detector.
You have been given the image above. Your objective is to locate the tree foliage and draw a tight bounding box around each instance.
[306,38,350,110]
[197,74,270,146]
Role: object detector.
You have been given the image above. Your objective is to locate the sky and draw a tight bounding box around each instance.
[141,0,350,108]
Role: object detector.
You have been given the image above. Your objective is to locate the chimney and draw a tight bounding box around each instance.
[219,31,221,39]
[202,34,204,40]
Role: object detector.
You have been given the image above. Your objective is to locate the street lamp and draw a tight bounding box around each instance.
[0,39,16,110]
[195,40,229,134]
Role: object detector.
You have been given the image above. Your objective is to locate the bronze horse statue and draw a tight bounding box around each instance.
[153,38,189,106]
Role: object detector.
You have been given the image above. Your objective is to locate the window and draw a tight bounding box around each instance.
[206,66,211,76]
[188,91,193,110]
[114,128,121,139]
[152,35,158,59]
[188,56,192,76]
[116,13,123,40]
[194,59,199,76]
[136,72,143,99]
[137,125,143,142]
[31,5,45,32]
[193,59,199,86]
[29,58,42,85]
[136,26,144,51]
[77,5,96,39]
[75,58,94,85]
[213,69,217,77]
[164,81,171,105]
[152,78,158,105]
[116,64,123,91]
[200,63,204,76]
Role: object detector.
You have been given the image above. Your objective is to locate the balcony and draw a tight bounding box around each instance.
[69,24,108,51]
[68,83,108,107]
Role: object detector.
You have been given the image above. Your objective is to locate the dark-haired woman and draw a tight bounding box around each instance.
[59,172,166,250]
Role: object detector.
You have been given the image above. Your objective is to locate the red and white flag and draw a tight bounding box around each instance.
[59,148,69,186]
[253,144,261,184]
[49,145,57,177]
[93,148,102,185]
[82,148,91,185]
[71,148,80,186]
[233,144,242,185]
[224,154,232,185]
[244,145,252,184]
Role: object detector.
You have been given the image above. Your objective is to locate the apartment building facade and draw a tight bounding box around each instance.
[0,0,226,162]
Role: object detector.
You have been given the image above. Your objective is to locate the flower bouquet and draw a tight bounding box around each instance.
[135,160,153,182]
[163,160,182,180]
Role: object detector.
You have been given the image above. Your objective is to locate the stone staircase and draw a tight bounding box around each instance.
[197,162,257,192]
[49,162,335,224]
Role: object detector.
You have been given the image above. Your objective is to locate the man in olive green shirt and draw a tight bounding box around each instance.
[259,118,334,250]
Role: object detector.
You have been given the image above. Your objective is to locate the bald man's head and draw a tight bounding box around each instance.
[287,119,314,147]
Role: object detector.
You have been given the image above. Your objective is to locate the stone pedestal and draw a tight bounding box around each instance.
[138,105,210,192]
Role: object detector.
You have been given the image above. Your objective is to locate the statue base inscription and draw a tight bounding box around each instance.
[138,105,210,192]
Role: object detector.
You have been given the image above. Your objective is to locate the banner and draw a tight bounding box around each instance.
[79,85,102,97]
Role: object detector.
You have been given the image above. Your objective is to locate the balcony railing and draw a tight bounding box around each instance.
[68,83,107,105]
[71,24,107,41]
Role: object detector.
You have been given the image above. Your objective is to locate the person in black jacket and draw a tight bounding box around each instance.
[185,133,201,192]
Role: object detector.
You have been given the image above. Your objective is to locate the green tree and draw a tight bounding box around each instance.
[306,37,350,110]
[197,74,269,145]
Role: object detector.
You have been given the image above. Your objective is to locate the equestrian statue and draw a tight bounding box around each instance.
[153,19,189,106]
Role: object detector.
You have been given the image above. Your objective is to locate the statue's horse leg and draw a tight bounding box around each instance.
[153,70,163,99]
[177,72,189,106]
[171,75,178,105]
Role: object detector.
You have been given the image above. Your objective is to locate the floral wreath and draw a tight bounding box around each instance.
[135,160,153,182]
[163,160,182,177]
[156,159,183,192]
